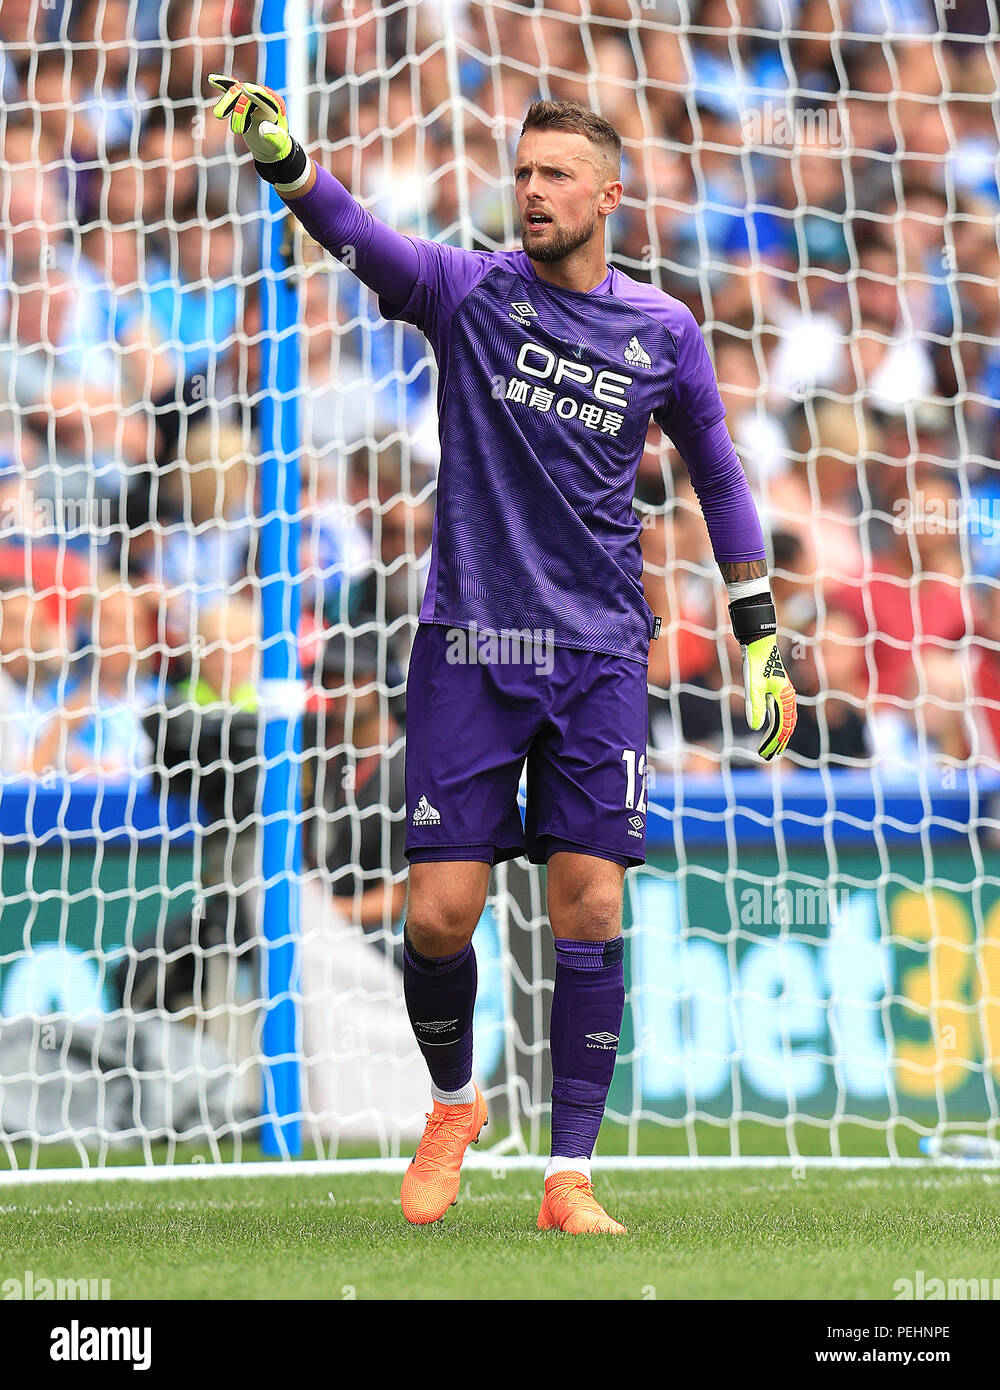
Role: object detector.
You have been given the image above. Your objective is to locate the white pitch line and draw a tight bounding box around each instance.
[1,1154,999,1186]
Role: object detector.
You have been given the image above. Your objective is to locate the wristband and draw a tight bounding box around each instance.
[729,592,777,645]
[254,139,308,188]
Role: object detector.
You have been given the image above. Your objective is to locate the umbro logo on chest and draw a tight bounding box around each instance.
[508,300,537,326]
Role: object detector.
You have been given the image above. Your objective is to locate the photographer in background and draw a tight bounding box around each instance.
[299,627,420,1146]
[306,627,406,931]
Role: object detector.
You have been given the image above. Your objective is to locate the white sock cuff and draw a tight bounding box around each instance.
[546,1155,592,1182]
[431,1081,477,1106]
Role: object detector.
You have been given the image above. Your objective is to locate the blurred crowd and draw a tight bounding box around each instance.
[0,0,998,788]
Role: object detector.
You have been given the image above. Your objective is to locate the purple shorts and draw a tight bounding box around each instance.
[404,623,648,868]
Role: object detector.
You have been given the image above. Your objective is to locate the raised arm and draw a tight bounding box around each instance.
[670,417,798,762]
[279,163,419,310]
[209,77,419,309]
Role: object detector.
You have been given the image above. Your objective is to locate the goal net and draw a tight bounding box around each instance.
[0,0,998,1172]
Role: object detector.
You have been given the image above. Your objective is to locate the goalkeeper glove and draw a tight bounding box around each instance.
[729,591,798,762]
[208,75,311,192]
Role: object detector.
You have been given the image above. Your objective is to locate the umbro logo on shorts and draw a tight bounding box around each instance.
[585,1031,620,1050]
[628,815,644,830]
[412,794,441,826]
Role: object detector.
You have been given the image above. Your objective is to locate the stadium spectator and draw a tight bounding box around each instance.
[145,194,243,409]
[0,129,70,275]
[643,473,731,766]
[347,481,434,677]
[769,529,818,635]
[835,472,967,707]
[297,437,373,623]
[971,583,1000,766]
[0,0,42,103]
[950,54,1000,204]
[638,24,688,134]
[786,607,870,765]
[67,0,154,162]
[0,258,149,522]
[139,109,202,236]
[185,596,260,712]
[300,265,380,456]
[756,131,853,280]
[673,621,767,772]
[0,432,95,636]
[611,146,693,281]
[25,51,76,173]
[79,218,177,411]
[307,628,406,929]
[36,583,157,780]
[154,419,255,617]
[0,578,61,775]
[299,623,424,1144]
[163,0,256,116]
[759,401,877,585]
[714,336,790,489]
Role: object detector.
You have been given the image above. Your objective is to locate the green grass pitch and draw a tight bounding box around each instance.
[2,1167,999,1300]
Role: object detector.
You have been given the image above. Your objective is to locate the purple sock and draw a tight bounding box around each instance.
[549,937,625,1160]
[403,938,477,1093]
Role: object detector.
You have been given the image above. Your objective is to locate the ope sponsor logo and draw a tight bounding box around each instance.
[492,343,633,436]
[514,341,632,406]
[2,1270,110,1300]
[50,1319,151,1371]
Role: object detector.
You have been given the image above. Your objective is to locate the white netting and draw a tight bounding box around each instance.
[0,0,998,1168]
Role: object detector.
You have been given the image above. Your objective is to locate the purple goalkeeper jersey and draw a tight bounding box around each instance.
[288,169,766,663]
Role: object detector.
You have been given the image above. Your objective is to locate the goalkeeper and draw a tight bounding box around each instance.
[211,80,797,1234]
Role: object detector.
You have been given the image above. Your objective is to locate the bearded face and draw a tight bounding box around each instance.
[513,128,619,268]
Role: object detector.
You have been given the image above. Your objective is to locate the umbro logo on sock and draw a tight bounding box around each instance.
[585,1031,620,1050]
[412,794,441,826]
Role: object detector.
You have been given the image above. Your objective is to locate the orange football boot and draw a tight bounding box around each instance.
[537,1171,626,1235]
[400,1086,488,1225]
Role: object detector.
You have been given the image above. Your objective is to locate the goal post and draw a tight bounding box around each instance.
[256,0,306,1162]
